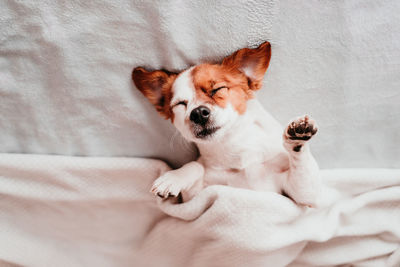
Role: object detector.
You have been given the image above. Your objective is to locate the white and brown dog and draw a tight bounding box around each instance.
[132,41,321,207]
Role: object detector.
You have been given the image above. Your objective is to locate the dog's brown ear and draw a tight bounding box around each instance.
[222,41,271,91]
[132,67,177,119]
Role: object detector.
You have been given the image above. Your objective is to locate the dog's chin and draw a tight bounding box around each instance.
[193,126,221,141]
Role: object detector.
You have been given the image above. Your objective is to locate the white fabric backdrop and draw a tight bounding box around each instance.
[1,0,399,168]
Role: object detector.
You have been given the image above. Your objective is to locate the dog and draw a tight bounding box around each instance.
[132,41,321,207]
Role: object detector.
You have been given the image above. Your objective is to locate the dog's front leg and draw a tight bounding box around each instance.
[150,161,204,201]
[282,115,321,207]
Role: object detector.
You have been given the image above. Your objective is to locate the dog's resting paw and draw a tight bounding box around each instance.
[284,115,318,152]
[150,171,185,199]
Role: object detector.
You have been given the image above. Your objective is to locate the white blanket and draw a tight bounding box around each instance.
[0,154,399,267]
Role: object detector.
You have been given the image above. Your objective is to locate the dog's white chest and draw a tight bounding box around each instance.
[203,160,284,193]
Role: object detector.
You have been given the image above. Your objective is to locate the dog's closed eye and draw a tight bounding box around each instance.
[172,100,188,108]
[210,86,227,97]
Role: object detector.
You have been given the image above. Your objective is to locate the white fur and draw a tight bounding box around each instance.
[171,68,195,105]
[153,71,321,207]
[171,68,195,141]
[241,64,257,81]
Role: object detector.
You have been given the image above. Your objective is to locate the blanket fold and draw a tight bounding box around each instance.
[0,154,399,267]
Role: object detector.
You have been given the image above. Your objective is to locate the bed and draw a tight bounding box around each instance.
[1,0,399,266]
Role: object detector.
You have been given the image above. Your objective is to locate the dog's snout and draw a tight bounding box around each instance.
[190,106,210,125]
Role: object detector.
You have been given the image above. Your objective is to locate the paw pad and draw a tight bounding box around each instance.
[286,115,318,141]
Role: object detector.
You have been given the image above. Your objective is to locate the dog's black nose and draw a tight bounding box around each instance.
[190,106,210,125]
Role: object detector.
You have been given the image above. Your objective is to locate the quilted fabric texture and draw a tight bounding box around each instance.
[0,154,399,267]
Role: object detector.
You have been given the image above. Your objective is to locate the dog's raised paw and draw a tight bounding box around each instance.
[285,115,318,142]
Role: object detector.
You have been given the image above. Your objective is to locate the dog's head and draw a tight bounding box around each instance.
[132,42,271,143]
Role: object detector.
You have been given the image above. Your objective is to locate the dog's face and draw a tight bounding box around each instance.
[132,42,271,143]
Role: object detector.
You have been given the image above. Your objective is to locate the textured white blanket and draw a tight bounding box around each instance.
[0,154,399,267]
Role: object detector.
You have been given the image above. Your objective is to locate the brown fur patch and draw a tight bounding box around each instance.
[222,41,271,91]
[190,41,271,114]
[132,67,177,120]
[191,64,252,114]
